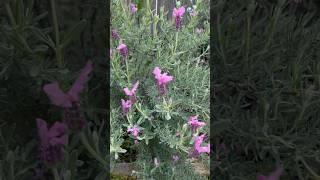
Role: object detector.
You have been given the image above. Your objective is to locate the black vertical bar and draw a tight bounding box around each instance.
[106,0,111,178]
[210,0,214,179]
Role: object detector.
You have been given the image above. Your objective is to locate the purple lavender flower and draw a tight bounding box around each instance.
[43,61,92,131]
[36,118,68,166]
[130,3,138,13]
[187,115,206,132]
[111,29,120,39]
[153,67,173,95]
[121,99,132,115]
[189,134,210,158]
[127,125,140,137]
[117,43,129,58]
[173,6,185,30]
[43,61,93,108]
[124,81,139,103]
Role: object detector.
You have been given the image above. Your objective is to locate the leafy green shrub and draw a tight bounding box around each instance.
[110,0,210,179]
[213,0,320,179]
[0,0,108,179]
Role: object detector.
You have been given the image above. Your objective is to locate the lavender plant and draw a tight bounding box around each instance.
[213,0,320,179]
[0,0,108,179]
[110,0,210,179]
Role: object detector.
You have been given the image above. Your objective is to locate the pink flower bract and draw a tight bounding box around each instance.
[117,43,129,58]
[173,6,185,30]
[189,134,210,158]
[127,125,140,138]
[124,81,139,103]
[173,6,186,18]
[188,115,206,132]
[111,29,120,39]
[43,61,93,108]
[36,118,68,166]
[121,99,132,115]
[153,67,173,95]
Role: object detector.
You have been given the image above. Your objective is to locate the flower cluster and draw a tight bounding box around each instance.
[110,1,210,177]
[121,81,139,116]
[187,115,210,158]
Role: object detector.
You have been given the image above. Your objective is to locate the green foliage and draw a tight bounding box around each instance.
[111,0,210,179]
[0,0,107,179]
[213,0,320,179]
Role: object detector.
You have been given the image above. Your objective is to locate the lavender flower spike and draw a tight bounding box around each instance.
[111,29,120,39]
[124,81,139,103]
[36,118,68,166]
[43,60,93,108]
[127,125,140,139]
[121,99,132,115]
[153,67,173,96]
[43,61,92,131]
[130,3,138,13]
[189,134,210,158]
[173,6,185,30]
[117,43,129,58]
[188,115,206,132]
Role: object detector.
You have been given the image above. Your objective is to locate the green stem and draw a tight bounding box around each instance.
[245,13,251,69]
[5,4,16,26]
[297,156,320,178]
[50,0,60,45]
[111,60,122,82]
[146,0,150,12]
[80,132,107,167]
[50,0,63,67]
[125,58,130,84]
[51,167,60,180]
[173,31,179,55]
[120,0,126,15]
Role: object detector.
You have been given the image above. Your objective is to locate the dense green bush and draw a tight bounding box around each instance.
[213,0,320,179]
[0,0,108,179]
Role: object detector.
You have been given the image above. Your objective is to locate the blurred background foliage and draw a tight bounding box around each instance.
[0,0,107,179]
[213,0,320,179]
